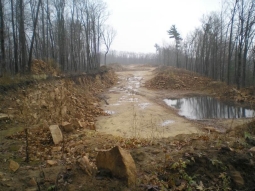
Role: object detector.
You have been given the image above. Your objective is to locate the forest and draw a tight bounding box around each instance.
[0,0,255,90]
[155,0,255,89]
[0,0,112,75]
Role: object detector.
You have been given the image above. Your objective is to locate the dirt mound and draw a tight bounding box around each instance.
[31,59,59,76]
[221,86,255,104]
[145,66,212,90]
[0,69,125,191]
[107,63,126,71]
[1,71,117,128]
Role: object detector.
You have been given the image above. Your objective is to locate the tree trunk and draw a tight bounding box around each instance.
[11,0,18,74]
[237,44,242,89]
[227,1,237,85]
[104,52,108,65]
[28,0,42,73]
[0,0,6,75]
[176,48,179,67]
[46,2,54,59]
[41,0,46,59]
[19,0,27,73]
[237,0,244,89]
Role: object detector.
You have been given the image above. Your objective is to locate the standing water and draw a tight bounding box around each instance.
[164,96,255,120]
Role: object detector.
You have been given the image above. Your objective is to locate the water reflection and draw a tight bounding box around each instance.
[164,96,255,120]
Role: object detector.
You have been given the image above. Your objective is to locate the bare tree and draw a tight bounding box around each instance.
[102,25,116,65]
[252,45,255,83]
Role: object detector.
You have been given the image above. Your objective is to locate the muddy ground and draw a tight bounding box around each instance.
[0,64,255,191]
[96,66,200,138]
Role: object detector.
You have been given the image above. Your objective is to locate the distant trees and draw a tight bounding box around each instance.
[102,50,157,65]
[0,0,112,76]
[160,0,255,89]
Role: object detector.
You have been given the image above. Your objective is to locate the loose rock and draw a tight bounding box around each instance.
[9,160,20,172]
[231,171,244,187]
[52,146,62,152]
[47,160,58,166]
[49,125,63,144]
[61,106,67,116]
[0,113,11,121]
[61,121,74,132]
[70,118,82,129]
[77,156,96,176]
[249,147,255,153]
[79,121,88,129]
[0,172,3,179]
[27,177,37,187]
[204,126,221,133]
[96,146,136,187]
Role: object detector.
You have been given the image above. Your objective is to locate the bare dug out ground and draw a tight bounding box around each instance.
[0,63,255,191]
[145,66,255,104]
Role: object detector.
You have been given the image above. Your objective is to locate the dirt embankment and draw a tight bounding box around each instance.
[0,61,120,191]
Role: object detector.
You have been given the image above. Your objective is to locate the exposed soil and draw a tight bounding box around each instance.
[0,64,255,191]
[96,66,200,138]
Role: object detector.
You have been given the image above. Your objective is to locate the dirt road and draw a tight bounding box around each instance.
[96,65,201,138]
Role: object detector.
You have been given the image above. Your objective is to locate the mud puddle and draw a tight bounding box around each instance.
[96,67,200,138]
[164,96,255,120]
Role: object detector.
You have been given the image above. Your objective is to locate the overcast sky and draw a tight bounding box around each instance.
[105,0,221,53]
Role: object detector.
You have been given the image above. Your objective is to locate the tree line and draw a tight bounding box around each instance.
[102,50,157,65]
[157,0,255,89]
[0,0,111,76]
